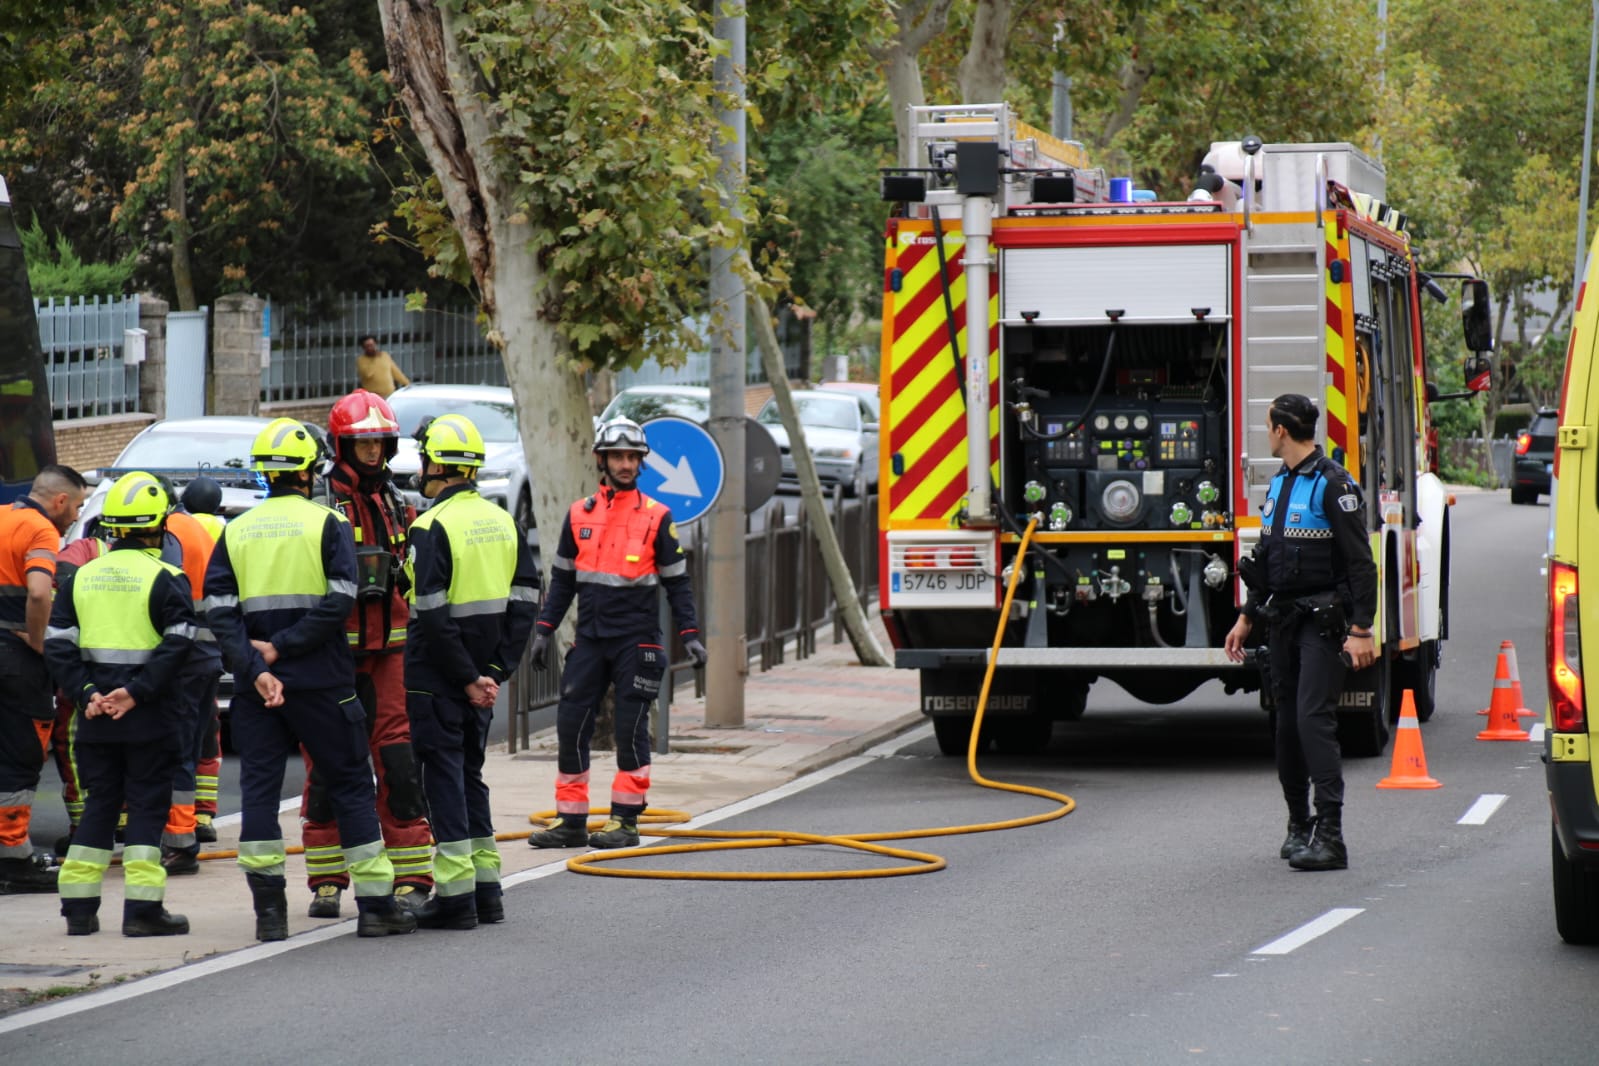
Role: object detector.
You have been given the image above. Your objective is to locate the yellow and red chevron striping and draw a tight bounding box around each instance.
[1322,231,1350,460]
[884,226,999,524]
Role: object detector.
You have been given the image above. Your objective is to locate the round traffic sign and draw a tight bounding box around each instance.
[638,416,725,523]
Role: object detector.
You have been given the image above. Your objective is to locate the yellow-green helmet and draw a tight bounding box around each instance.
[251,417,321,472]
[101,471,171,531]
[417,413,486,468]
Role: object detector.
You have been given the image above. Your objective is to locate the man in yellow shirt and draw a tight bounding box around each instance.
[355,336,410,399]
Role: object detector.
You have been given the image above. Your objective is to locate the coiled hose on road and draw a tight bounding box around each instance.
[191,520,1074,879]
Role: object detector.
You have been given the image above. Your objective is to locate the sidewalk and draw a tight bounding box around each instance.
[0,620,920,1013]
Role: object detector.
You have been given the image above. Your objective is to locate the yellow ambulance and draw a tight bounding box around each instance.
[1548,232,1599,944]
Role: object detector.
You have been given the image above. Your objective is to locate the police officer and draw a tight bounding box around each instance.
[528,418,706,851]
[1224,394,1377,871]
[299,390,434,920]
[0,463,87,893]
[403,414,538,929]
[204,418,415,940]
[44,473,194,936]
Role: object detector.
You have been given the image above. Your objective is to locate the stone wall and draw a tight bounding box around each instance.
[52,413,156,475]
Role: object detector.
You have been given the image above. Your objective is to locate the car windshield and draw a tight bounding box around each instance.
[759,395,858,430]
[117,428,260,470]
[389,395,519,441]
[604,391,710,423]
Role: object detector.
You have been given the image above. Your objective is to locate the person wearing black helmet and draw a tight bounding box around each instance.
[1224,394,1378,872]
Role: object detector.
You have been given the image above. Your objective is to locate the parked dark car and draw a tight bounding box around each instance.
[1511,408,1557,504]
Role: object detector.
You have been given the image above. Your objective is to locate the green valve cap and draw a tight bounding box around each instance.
[1023,480,1047,503]
[1169,501,1193,526]
[1195,480,1220,504]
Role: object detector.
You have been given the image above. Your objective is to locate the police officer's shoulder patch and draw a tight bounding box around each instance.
[1261,497,1274,518]
[1337,493,1360,512]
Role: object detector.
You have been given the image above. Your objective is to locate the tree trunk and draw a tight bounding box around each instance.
[168,156,198,312]
[749,286,889,667]
[1094,12,1155,154]
[958,0,1011,105]
[380,0,591,636]
[873,0,955,167]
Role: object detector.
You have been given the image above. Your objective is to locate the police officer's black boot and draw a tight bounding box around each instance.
[1279,817,1315,860]
[529,816,589,849]
[1288,805,1348,871]
[588,815,640,850]
[248,874,290,942]
[356,895,419,938]
[123,900,190,937]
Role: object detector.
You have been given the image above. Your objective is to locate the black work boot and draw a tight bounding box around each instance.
[161,847,200,876]
[393,883,429,915]
[1279,818,1315,860]
[414,893,477,931]
[307,883,343,918]
[356,898,418,938]
[249,877,290,942]
[529,817,589,849]
[475,887,505,925]
[588,816,640,850]
[123,904,190,937]
[1289,806,1348,871]
[194,814,217,844]
[0,855,58,894]
[63,902,100,936]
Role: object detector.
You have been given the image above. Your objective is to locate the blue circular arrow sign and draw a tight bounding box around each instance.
[638,416,725,523]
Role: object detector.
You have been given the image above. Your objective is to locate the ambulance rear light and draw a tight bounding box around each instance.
[1549,561,1585,732]
[1515,431,1533,456]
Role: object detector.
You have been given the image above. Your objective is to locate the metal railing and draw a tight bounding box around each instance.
[506,488,880,753]
[36,294,142,419]
[262,292,505,402]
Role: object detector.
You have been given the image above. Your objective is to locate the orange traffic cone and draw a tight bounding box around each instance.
[1378,689,1441,789]
[1477,649,1531,741]
[1477,640,1536,717]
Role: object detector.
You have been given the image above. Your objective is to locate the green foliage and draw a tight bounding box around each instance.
[20,215,139,298]
[0,0,386,309]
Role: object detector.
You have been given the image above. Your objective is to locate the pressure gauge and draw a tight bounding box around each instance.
[1113,414,1130,432]
[1093,414,1111,432]
[1132,413,1150,432]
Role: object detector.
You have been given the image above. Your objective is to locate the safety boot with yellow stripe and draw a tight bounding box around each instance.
[588,817,640,850]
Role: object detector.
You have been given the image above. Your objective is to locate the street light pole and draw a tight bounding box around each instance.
[706,2,747,728]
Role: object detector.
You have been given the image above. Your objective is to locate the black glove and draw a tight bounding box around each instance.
[529,632,551,670]
[684,638,707,667]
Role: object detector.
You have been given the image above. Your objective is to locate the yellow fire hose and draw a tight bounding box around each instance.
[186,520,1072,878]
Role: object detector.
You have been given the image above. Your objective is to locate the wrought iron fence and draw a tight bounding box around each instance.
[262,292,505,402]
[35,294,142,419]
[506,488,880,753]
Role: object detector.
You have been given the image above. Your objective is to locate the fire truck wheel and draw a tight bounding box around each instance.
[1391,640,1438,724]
[933,716,979,757]
[992,715,1053,755]
[1552,824,1599,945]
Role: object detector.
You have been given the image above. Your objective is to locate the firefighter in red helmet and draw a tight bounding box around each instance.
[298,389,433,919]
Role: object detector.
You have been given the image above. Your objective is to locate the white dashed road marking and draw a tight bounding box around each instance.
[1458,794,1508,826]
[1250,908,1364,956]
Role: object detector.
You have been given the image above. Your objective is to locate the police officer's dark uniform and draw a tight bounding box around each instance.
[1230,394,1377,871]
[527,418,706,851]
[402,414,539,929]
[44,473,194,936]
[204,418,414,940]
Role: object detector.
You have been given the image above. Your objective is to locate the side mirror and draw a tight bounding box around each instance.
[1464,354,1493,392]
[1425,380,1440,403]
[863,422,880,435]
[1462,279,1494,353]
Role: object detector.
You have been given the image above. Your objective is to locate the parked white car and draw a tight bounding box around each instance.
[597,384,712,429]
[386,383,535,528]
[757,390,879,497]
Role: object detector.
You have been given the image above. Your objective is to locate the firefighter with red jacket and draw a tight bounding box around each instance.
[298,390,434,919]
[528,418,706,851]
